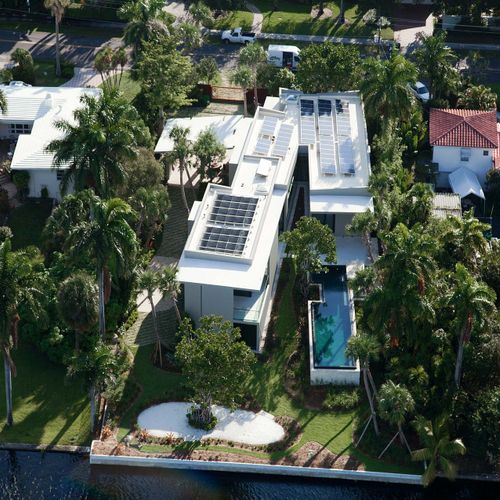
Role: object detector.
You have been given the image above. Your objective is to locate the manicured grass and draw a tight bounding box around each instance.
[8,199,52,250]
[0,344,91,446]
[254,1,393,39]
[115,71,141,104]
[212,9,254,31]
[33,59,73,87]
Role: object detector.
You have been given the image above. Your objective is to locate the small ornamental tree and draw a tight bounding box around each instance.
[280,216,336,297]
[175,315,256,429]
[193,128,226,182]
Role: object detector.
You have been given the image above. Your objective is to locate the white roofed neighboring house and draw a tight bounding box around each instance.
[0,85,102,200]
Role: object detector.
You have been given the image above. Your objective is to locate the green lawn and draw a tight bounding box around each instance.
[33,60,73,87]
[212,9,254,31]
[8,199,52,250]
[254,1,393,38]
[114,71,141,104]
[0,344,91,446]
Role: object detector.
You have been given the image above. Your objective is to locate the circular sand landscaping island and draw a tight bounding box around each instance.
[137,402,285,445]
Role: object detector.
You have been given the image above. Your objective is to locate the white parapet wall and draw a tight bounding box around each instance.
[308,285,360,385]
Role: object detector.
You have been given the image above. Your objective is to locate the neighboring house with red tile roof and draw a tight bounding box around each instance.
[429,108,498,190]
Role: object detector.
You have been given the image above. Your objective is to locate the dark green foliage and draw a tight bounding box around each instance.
[322,386,360,412]
[0,226,12,243]
[11,48,35,85]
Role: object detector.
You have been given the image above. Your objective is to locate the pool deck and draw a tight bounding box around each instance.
[335,236,378,279]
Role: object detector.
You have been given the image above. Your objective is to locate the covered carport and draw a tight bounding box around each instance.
[449,167,485,215]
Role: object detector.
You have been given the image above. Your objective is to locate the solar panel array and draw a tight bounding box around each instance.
[318,99,333,136]
[271,123,294,158]
[335,99,355,175]
[254,116,278,156]
[300,99,316,144]
[200,194,259,256]
[319,135,337,175]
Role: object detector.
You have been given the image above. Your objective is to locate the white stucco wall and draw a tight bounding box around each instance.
[433,145,494,187]
[184,283,234,326]
[26,169,62,200]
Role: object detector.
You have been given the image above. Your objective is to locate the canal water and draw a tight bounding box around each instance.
[0,450,490,499]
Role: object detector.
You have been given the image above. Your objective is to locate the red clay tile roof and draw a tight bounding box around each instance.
[429,108,498,149]
[493,123,500,170]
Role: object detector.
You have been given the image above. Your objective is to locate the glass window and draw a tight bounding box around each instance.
[460,148,471,162]
[56,170,64,180]
[234,289,252,298]
[9,123,31,135]
[483,150,489,156]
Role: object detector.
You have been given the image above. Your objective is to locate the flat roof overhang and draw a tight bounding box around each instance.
[309,194,374,214]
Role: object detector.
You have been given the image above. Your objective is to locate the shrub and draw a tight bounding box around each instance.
[0,68,12,84]
[0,226,12,243]
[11,48,35,85]
[322,385,360,412]
[188,405,218,430]
[40,186,49,199]
[12,170,30,200]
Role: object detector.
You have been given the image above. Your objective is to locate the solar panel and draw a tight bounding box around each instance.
[300,99,314,116]
[254,135,272,156]
[300,100,316,144]
[208,194,258,228]
[271,123,294,158]
[318,99,332,116]
[335,100,355,175]
[200,226,249,256]
[319,136,337,175]
[260,116,278,137]
[339,137,355,175]
[318,114,333,136]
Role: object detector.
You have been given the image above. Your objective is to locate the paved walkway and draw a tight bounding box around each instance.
[61,67,103,87]
[246,2,263,34]
[164,1,188,23]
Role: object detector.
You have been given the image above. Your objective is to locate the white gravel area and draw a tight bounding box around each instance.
[137,402,285,445]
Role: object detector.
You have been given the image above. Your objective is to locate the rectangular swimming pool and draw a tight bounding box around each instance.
[311,266,356,369]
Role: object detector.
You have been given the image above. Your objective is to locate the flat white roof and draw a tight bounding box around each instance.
[154,115,252,159]
[178,90,371,290]
[310,194,373,214]
[3,86,102,171]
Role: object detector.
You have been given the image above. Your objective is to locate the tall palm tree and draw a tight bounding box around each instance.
[447,263,495,388]
[414,32,459,100]
[0,88,7,114]
[0,240,42,426]
[159,264,182,324]
[46,87,150,199]
[138,269,164,367]
[57,272,99,355]
[168,125,193,215]
[119,0,172,58]
[230,65,253,117]
[378,380,415,457]
[360,50,417,127]
[346,334,381,440]
[412,415,466,486]
[238,43,267,109]
[346,210,377,263]
[67,196,138,338]
[44,0,70,78]
[457,84,497,111]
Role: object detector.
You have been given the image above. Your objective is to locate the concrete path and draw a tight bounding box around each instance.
[61,66,103,87]
[164,1,188,22]
[246,2,263,34]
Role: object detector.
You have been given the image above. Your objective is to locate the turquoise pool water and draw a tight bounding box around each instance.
[311,266,355,369]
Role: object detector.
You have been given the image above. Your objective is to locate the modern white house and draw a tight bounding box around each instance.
[429,108,499,195]
[173,90,375,385]
[0,85,101,200]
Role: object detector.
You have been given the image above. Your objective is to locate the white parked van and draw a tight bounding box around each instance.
[266,45,300,70]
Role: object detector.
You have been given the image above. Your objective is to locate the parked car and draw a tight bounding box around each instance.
[9,80,31,87]
[267,45,300,70]
[221,27,256,44]
[409,81,430,103]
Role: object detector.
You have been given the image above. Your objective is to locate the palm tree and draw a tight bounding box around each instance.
[168,125,193,215]
[57,272,99,355]
[159,264,182,324]
[457,84,497,111]
[0,88,7,114]
[447,263,495,388]
[67,196,138,338]
[0,240,42,426]
[94,47,128,91]
[346,210,377,263]
[44,0,70,77]
[414,32,459,100]
[193,129,226,182]
[412,415,466,486]
[346,334,381,441]
[238,43,267,110]
[138,269,164,367]
[360,50,417,127]
[230,66,253,117]
[119,0,172,58]
[378,380,415,458]
[442,209,489,271]
[46,87,150,199]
